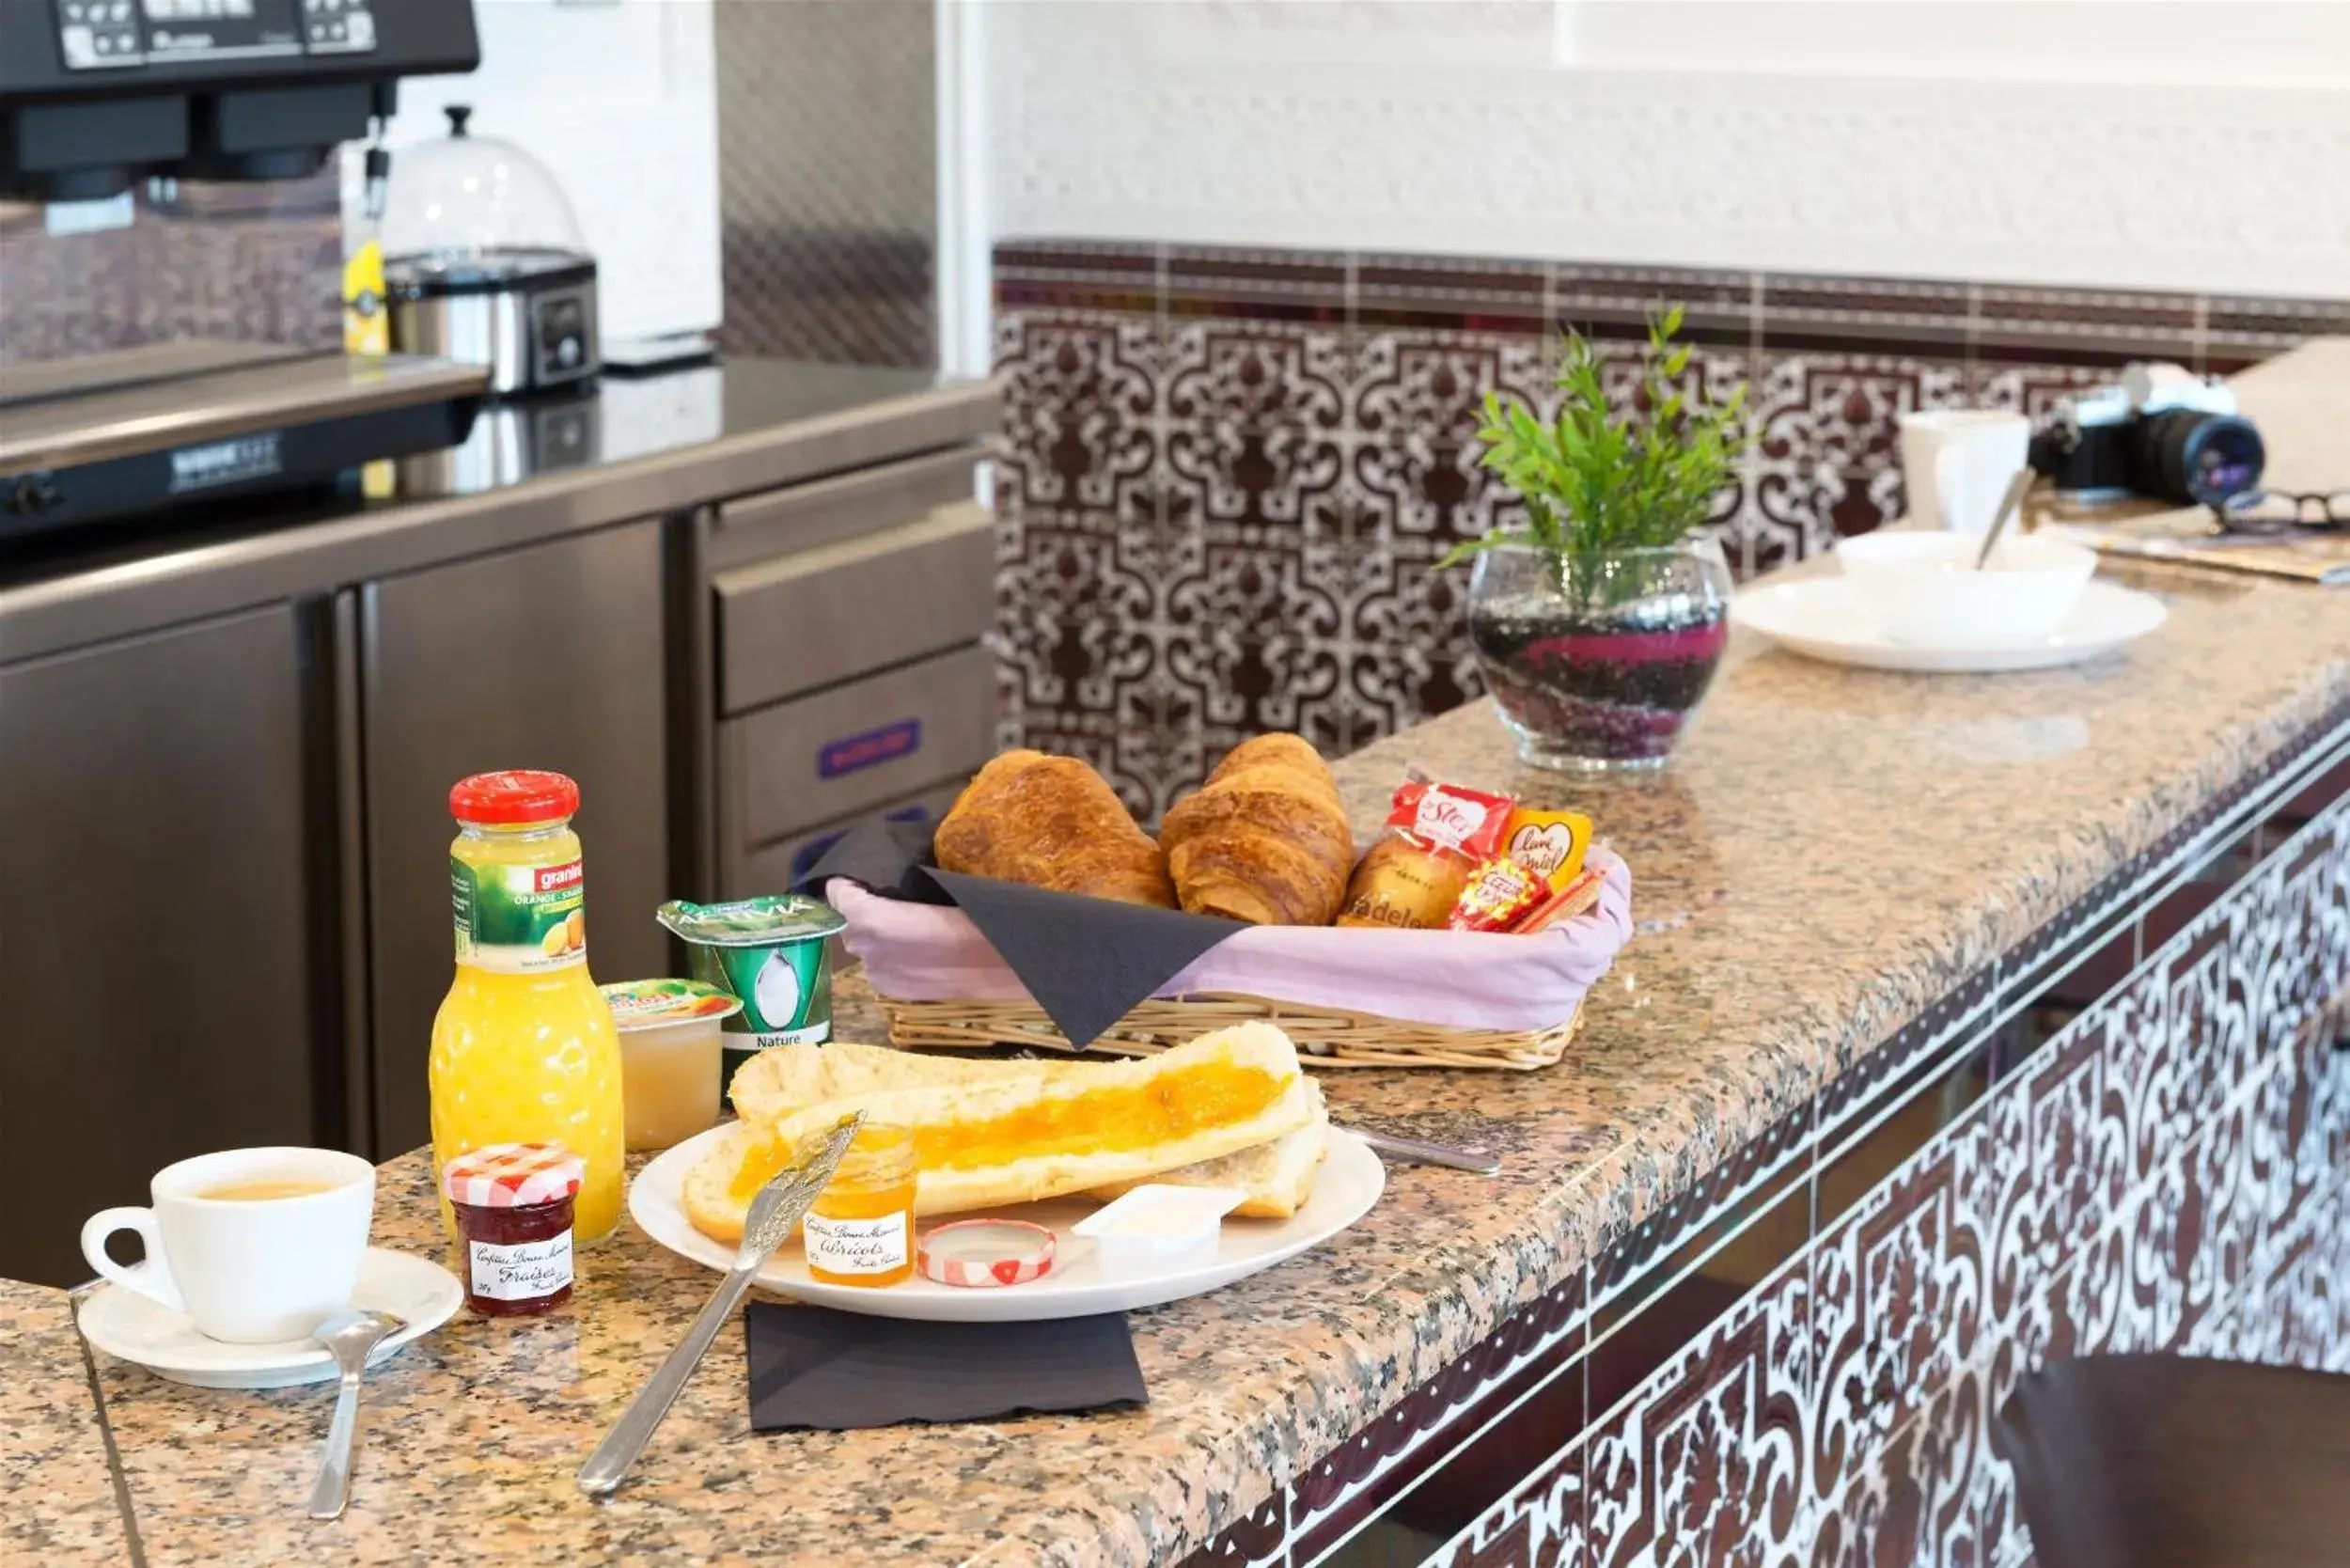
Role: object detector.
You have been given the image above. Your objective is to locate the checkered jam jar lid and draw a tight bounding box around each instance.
[443,1142,585,1209]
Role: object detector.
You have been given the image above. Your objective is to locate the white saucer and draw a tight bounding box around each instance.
[78,1247,462,1389]
[630,1124,1385,1323]
[1733,576,2168,672]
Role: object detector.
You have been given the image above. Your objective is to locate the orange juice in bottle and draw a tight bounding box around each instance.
[430,771,624,1243]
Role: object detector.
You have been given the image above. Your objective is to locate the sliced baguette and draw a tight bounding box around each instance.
[684,1024,1315,1241]
[680,1120,769,1246]
[728,1038,1053,1127]
[729,1037,1327,1219]
[1084,1086,1327,1217]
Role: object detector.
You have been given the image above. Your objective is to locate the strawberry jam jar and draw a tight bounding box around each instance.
[443,1142,582,1316]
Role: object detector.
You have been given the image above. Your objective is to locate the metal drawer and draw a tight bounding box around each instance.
[709,447,981,572]
[714,498,995,716]
[721,643,996,848]
[724,780,968,901]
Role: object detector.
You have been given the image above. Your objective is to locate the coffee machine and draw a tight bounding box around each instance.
[0,0,478,199]
[0,0,488,541]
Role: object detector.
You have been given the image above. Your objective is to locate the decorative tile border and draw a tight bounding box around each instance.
[992,241,2339,807]
[1180,719,2350,1568]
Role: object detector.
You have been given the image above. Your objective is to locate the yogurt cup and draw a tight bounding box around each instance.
[653,895,848,1100]
[599,979,742,1152]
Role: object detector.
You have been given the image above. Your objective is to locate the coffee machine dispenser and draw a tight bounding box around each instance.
[0,0,479,199]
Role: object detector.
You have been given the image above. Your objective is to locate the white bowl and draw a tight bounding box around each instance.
[1834,532,2097,647]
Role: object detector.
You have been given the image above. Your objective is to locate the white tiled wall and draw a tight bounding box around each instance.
[979,0,2350,300]
[356,0,721,341]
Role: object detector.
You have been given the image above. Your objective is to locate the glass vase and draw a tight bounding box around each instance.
[1465,537,1734,771]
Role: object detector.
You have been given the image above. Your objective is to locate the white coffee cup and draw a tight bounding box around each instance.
[1899,410,2031,533]
[82,1147,375,1344]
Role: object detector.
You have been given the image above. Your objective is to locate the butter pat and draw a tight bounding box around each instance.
[1074,1184,1246,1273]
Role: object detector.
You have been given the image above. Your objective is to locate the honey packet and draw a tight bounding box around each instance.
[1337,778,1516,930]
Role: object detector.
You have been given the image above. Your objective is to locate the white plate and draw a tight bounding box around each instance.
[77,1247,462,1389]
[629,1124,1386,1322]
[1732,576,2168,672]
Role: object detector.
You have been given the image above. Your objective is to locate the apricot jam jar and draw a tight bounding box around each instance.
[444,1142,582,1316]
[803,1122,916,1288]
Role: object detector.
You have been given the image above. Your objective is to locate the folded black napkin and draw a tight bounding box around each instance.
[744,1302,1146,1430]
[799,817,1247,1049]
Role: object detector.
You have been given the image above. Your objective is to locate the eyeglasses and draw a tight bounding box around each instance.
[2214,488,2350,534]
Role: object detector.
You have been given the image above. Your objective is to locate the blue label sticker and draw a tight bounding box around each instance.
[817,718,922,779]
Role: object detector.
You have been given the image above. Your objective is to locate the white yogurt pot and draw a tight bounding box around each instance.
[1835,531,2097,647]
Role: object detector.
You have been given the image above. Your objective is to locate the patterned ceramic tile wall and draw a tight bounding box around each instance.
[0,174,342,368]
[993,241,2350,813]
[1172,731,2350,1568]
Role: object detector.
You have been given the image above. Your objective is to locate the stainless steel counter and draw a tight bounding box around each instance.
[0,358,999,663]
[0,355,1001,1286]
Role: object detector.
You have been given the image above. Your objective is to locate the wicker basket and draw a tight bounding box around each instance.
[883,993,1584,1071]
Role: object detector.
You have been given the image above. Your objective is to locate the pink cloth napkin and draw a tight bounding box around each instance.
[828,847,1632,1033]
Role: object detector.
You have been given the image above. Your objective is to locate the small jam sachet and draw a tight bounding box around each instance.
[1447,855,1548,933]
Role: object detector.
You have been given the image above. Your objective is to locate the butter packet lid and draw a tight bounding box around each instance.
[655,894,845,947]
[1502,809,1592,889]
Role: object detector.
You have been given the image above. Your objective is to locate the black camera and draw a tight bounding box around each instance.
[2029,363,2265,508]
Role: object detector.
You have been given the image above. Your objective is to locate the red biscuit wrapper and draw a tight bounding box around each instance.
[1512,867,1608,935]
[1447,855,1548,933]
[1388,780,1515,860]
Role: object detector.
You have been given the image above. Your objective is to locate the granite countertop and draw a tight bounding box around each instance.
[14,341,2350,1565]
[0,1280,134,1561]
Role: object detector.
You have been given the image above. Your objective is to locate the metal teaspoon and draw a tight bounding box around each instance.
[306,1308,406,1519]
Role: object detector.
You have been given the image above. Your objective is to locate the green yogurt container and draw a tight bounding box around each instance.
[654,895,848,1100]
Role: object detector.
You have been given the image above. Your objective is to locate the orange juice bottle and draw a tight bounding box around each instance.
[429,771,624,1243]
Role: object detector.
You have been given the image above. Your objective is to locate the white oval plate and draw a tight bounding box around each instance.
[1732,577,2168,672]
[78,1247,462,1389]
[629,1124,1385,1322]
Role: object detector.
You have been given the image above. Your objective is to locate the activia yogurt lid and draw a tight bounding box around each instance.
[598,978,743,1029]
[653,894,845,947]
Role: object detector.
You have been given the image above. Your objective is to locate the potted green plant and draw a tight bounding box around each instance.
[1441,305,1750,770]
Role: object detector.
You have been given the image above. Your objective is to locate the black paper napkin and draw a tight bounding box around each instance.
[799,816,1247,1049]
[798,815,950,902]
[744,1302,1146,1430]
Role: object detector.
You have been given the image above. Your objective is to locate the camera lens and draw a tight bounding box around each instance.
[2126,411,2265,505]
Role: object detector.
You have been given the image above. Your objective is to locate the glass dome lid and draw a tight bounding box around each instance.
[382,105,593,289]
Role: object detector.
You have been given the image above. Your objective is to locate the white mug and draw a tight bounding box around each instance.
[82,1147,375,1344]
[1899,410,2031,533]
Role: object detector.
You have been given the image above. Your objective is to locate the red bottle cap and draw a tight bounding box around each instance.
[448,770,580,825]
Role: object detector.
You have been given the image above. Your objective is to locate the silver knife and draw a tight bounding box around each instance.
[578,1112,864,1497]
[1338,1123,1502,1176]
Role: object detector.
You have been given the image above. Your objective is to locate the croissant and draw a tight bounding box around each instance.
[933,751,1176,907]
[1159,733,1355,925]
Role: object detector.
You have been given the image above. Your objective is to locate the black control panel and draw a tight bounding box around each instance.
[51,0,375,70]
[2,0,475,197]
